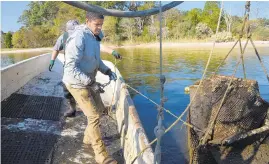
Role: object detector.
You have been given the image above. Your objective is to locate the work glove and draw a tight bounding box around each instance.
[90,82,105,93]
[106,69,117,81]
[112,50,122,59]
[49,60,55,71]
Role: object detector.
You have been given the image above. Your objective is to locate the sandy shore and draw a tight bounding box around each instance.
[1,48,53,54]
[1,41,268,54]
[111,41,269,49]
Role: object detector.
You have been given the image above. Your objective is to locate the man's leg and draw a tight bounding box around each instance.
[65,85,109,163]
[90,88,106,115]
[82,88,107,145]
[63,83,76,117]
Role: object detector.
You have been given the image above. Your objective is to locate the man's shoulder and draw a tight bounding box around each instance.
[72,25,88,37]
[57,34,64,41]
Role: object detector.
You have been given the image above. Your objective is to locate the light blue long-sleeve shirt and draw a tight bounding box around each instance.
[62,25,109,88]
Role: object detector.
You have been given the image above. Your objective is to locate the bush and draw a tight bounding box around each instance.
[4,32,13,48]
[195,23,213,39]
[252,27,269,41]
[12,26,57,48]
[212,31,234,42]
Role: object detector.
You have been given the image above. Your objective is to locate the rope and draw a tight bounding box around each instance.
[238,2,251,79]
[125,83,203,132]
[131,1,224,163]
[214,1,250,76]
[214,40,239,75]
[238,39,247,79]
[249,38,269,83]
[153,2,165,163]
[242,1,269,83]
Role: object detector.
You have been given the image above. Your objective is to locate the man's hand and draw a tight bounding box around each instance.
[49,60,55,71]
[112,50,122,59]
[90,82,105,93]
[106,69,117,81]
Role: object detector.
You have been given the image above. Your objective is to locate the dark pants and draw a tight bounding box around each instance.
[62,83,76,105]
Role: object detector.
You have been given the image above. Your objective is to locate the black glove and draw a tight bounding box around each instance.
[112,50,122,59]
[90,82,105,93]
[106,69,117,81]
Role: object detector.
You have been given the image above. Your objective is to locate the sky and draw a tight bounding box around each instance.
[1,1,269,33]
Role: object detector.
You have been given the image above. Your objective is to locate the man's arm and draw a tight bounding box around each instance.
[51,50,60,60]
[100,44,122,59]
[49,35,64,71]
[100,44,114,54]
[98,57,110,75]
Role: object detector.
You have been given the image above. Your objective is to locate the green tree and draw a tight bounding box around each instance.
[19,1,59,27]
[172,20,194,39]
[195,23,213,39]
[13,26,57,48]
[119,18,136,42]
[135,2,157,35]
[12,29,26,48]
[231,16,243,36]
[201,1,222,32]
[52,3,85,36]
[164,9,182,34]
[1,31,5,48]
[28,26,57,48]
[4,32,13,48]
[87,1,126,10]
[186,8,202,27]
[102,16,118,42]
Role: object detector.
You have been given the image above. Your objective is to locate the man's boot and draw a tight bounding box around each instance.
[64,98,76,117]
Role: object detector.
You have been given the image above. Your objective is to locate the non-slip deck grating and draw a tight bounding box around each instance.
[1,93,63,121]
[1,130,58,164]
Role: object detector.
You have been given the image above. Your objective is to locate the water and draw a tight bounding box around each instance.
[1,51,51,68]
[102,46,269,163]
[1,46,269,163]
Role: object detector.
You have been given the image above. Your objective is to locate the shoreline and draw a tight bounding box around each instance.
[1,48,53,54]
[111,41,269,49]
[1,41,268,54]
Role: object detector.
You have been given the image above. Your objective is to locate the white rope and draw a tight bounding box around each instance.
[125,83,203,132]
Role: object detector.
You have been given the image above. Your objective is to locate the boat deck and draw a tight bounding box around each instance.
[1,60,124,163]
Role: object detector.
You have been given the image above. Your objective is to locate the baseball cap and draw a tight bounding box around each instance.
[66,20,79,31]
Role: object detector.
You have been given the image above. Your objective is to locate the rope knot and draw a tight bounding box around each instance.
[160,75,166,84]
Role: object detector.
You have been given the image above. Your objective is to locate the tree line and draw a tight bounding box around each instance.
[2,1,269,48]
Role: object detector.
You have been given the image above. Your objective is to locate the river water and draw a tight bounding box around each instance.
[1,46,269,163]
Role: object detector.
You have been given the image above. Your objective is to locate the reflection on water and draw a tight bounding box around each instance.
[102,46,269,163]
[1,51,51,68]
[1,47,269,163]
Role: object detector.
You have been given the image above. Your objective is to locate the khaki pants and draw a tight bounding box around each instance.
[66,84,108,163]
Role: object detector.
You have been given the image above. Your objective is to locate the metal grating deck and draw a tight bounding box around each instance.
[1,94,63,121]
[1,130,58,164]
